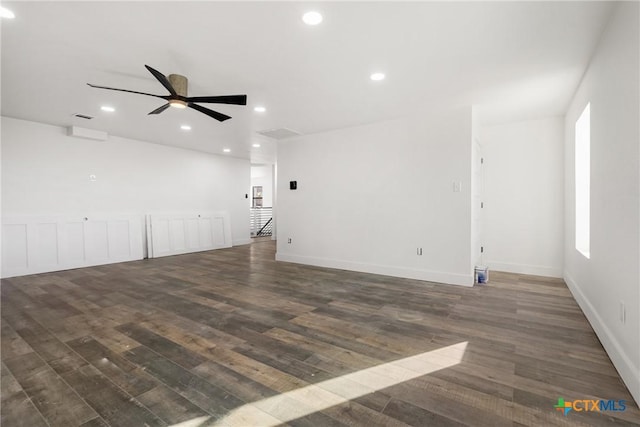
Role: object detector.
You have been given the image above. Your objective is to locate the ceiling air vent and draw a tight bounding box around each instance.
[73,113,94,120]
[257,128,301,140]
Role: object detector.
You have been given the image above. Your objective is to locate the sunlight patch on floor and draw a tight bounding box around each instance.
[206,341,468,426]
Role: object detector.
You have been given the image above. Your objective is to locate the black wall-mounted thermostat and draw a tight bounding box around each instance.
[290,181,297,190]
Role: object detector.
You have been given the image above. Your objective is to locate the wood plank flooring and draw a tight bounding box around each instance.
[1,239,638,426]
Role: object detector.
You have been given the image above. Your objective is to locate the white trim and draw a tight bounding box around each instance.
[486,260,562,278]
[146,212,232,259]
[2,214,144,278]
[275,253,474,287]
[2,258,141,279]
[232,239,252,246]
[145,214,153,259]
[564,272,640,405]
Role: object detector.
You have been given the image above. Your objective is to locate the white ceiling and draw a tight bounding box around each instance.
[1,1,614,163]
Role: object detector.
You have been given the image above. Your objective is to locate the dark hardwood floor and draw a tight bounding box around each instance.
[1,239,638,426]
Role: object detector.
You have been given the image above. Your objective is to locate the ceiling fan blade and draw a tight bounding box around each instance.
[145,65,177,96]
[186,95,247,105]
[148,103,171,115]
[87,83,167,99]
[188,103,231,122]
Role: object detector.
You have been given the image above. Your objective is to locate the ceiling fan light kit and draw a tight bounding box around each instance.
[169,99,187,109]
[87,65,247,122]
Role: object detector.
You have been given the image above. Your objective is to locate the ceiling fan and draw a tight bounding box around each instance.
[87,65,247,122]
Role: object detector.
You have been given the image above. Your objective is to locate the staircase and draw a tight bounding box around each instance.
[250,207,273,237]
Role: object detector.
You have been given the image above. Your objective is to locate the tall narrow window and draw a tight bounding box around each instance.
[575,103,590,258]
[252,186,263,208]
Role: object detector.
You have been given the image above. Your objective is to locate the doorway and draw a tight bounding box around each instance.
[250,164,274,238]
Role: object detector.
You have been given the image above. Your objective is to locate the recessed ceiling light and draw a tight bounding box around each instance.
[252,143,261,148]
[1,7,15,19]
[100,106,115,112]
[254,106,266,113]
[370,73,385,81]
[302,11,323,26]
[223,148,231,153]
[180,125,191,131]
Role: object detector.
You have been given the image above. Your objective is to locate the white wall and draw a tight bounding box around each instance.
[276,107,473,286]
[564,2,639,404]
[480,117,564,277]
[1,117,251,246]
[251,164,274,207]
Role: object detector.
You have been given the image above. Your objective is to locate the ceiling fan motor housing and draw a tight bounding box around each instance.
[168,74,188,108]
[168,74,188,97]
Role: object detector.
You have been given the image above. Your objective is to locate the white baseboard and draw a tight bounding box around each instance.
[564,272,640,406]
[232,239,252,246]
[275,253,474,287]
[486,260,562,278]
[1,257,143,279]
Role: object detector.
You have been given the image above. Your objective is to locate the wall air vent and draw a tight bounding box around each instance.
[256,128,301,140]
[73,114,94,120]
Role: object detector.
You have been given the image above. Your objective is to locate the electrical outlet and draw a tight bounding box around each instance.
[287,238,292,244]
[89,174,97,182]
[417,247,423,256]
[453,181,462,192]
[620,301,626,324]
